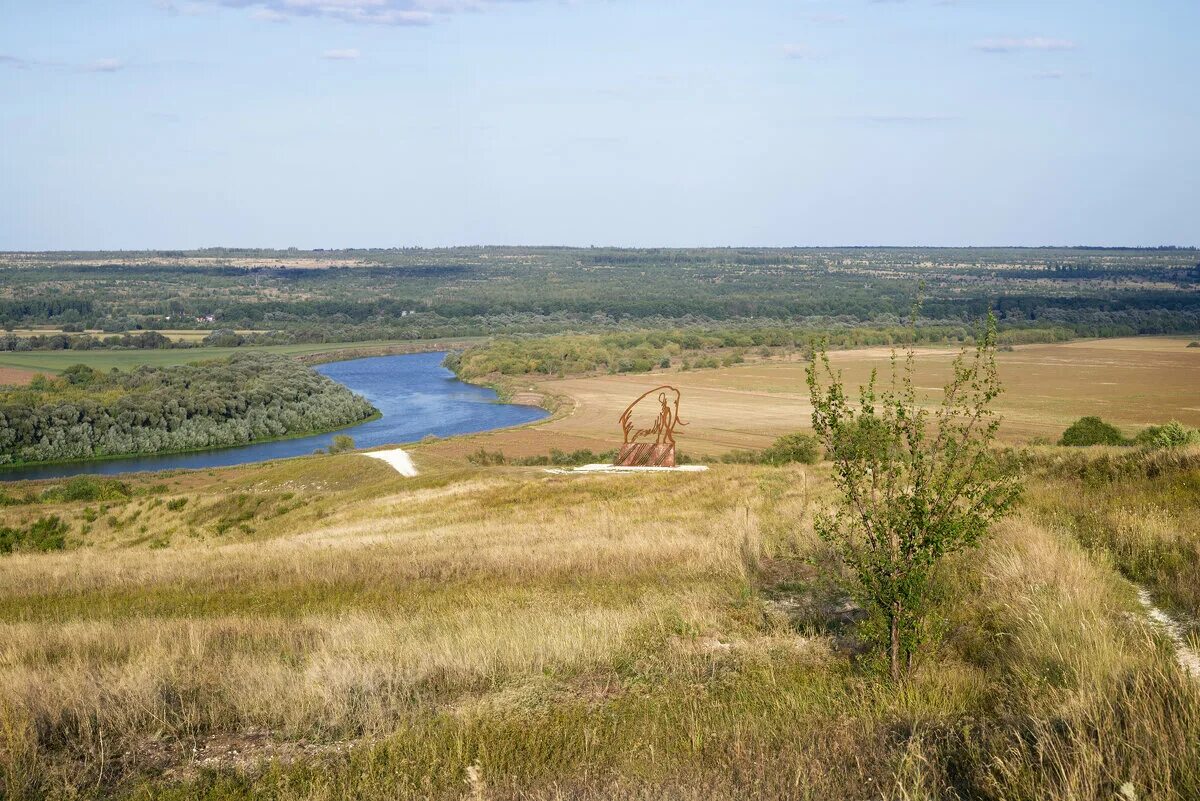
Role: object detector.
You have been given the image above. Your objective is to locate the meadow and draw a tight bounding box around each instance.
[0,441,1198,799]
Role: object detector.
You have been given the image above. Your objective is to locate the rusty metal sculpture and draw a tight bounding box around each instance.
[615,385,686,467]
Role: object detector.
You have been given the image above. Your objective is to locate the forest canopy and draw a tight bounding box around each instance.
[0,354,377,465]
[0,247,1196,350]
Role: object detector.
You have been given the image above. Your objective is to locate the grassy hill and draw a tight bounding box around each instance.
[1,444,1198,799]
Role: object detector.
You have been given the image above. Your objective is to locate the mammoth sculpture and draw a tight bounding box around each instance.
[615,385,686,467]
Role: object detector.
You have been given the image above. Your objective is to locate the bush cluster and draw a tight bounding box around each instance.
[447,325,1073,380]
[466,433,820,468]
[1059,416,1200,448]
[0,515,68,554]
[466,448,618,467]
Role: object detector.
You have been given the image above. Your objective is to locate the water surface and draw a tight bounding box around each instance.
[0,352,546,481]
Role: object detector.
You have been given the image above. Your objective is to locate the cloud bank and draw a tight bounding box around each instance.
[974,37,1076,53]
[183,0,540,26]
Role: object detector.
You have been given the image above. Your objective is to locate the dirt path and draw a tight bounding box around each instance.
[1137,587,1200,678]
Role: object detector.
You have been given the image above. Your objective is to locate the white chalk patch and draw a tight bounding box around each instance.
[545,463,709,475]
[1138,587,1200,679]
[362,448,419,477]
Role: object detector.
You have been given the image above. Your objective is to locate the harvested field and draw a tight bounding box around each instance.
[426,337,1200,458]
[0,365,39,386]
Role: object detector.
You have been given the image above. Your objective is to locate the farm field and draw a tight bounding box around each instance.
[427,336,1200,459]
[0,338,482,375]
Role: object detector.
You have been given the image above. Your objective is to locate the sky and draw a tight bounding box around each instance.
[1,0,1197,249]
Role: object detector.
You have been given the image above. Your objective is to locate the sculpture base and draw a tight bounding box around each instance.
[615,443,676,467]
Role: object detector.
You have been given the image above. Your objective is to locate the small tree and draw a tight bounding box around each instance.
[329,434,355,454]
[806,314,1021,680]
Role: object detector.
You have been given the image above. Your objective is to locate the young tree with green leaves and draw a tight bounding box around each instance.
[806,314,1022,680]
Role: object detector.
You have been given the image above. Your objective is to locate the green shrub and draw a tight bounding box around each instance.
[718,450,762,465]
[329,434,356,454]
[1135,421,1199,449]
[467,448,508,466]
[471,448,617,467]
[166,497,189,511]
[40,476,131,503]
[762,432,821,465]
[514,449,614,467]
[1059,416,1128,446]
[0,515,68,554]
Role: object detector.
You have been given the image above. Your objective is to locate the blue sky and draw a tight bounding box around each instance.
[1,0,1196,249]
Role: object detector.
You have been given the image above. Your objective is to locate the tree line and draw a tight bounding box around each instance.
[1,248,1196,348]
[0,354,376,466]
[445,324,1078,380]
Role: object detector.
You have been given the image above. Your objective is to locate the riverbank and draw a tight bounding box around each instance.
[0,353,547,483]
[0,411,383,480]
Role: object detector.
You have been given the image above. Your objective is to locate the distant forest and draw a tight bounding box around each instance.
[0,247,1197,350]
[0,354,376,465]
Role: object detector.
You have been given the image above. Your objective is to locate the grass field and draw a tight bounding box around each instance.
[0,338,482,375]
[1,445,1199,799]
[427,336,1200,459]
[3,329,266,342]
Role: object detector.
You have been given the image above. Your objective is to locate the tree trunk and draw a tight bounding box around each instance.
[890,600,902,682]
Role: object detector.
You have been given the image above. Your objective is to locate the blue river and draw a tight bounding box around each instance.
[0,352,548,482]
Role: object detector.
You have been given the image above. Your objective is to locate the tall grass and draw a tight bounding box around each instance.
[1,452,1198,799]
[1023,444,1200,618]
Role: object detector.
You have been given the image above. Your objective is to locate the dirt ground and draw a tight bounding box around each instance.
[0,365,39,386]
[423,337,1200,459]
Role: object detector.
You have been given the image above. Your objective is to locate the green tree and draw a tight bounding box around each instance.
[329,434,356,453]
[1059,416,1126,446]
[806,314,1021,680]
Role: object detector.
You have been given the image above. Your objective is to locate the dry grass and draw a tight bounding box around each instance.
[1,447,1199,799]
[1022,444,1200,621]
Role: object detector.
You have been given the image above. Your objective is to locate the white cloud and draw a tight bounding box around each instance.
[85,58,126,73]
[251,8,290,21]
[322,48,361,60]
[846,113,961,124]
[178,0,543,26]
[154,0,214,15]
[973,37,1076,53]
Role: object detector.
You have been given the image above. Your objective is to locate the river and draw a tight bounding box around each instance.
[0,352,548,482]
